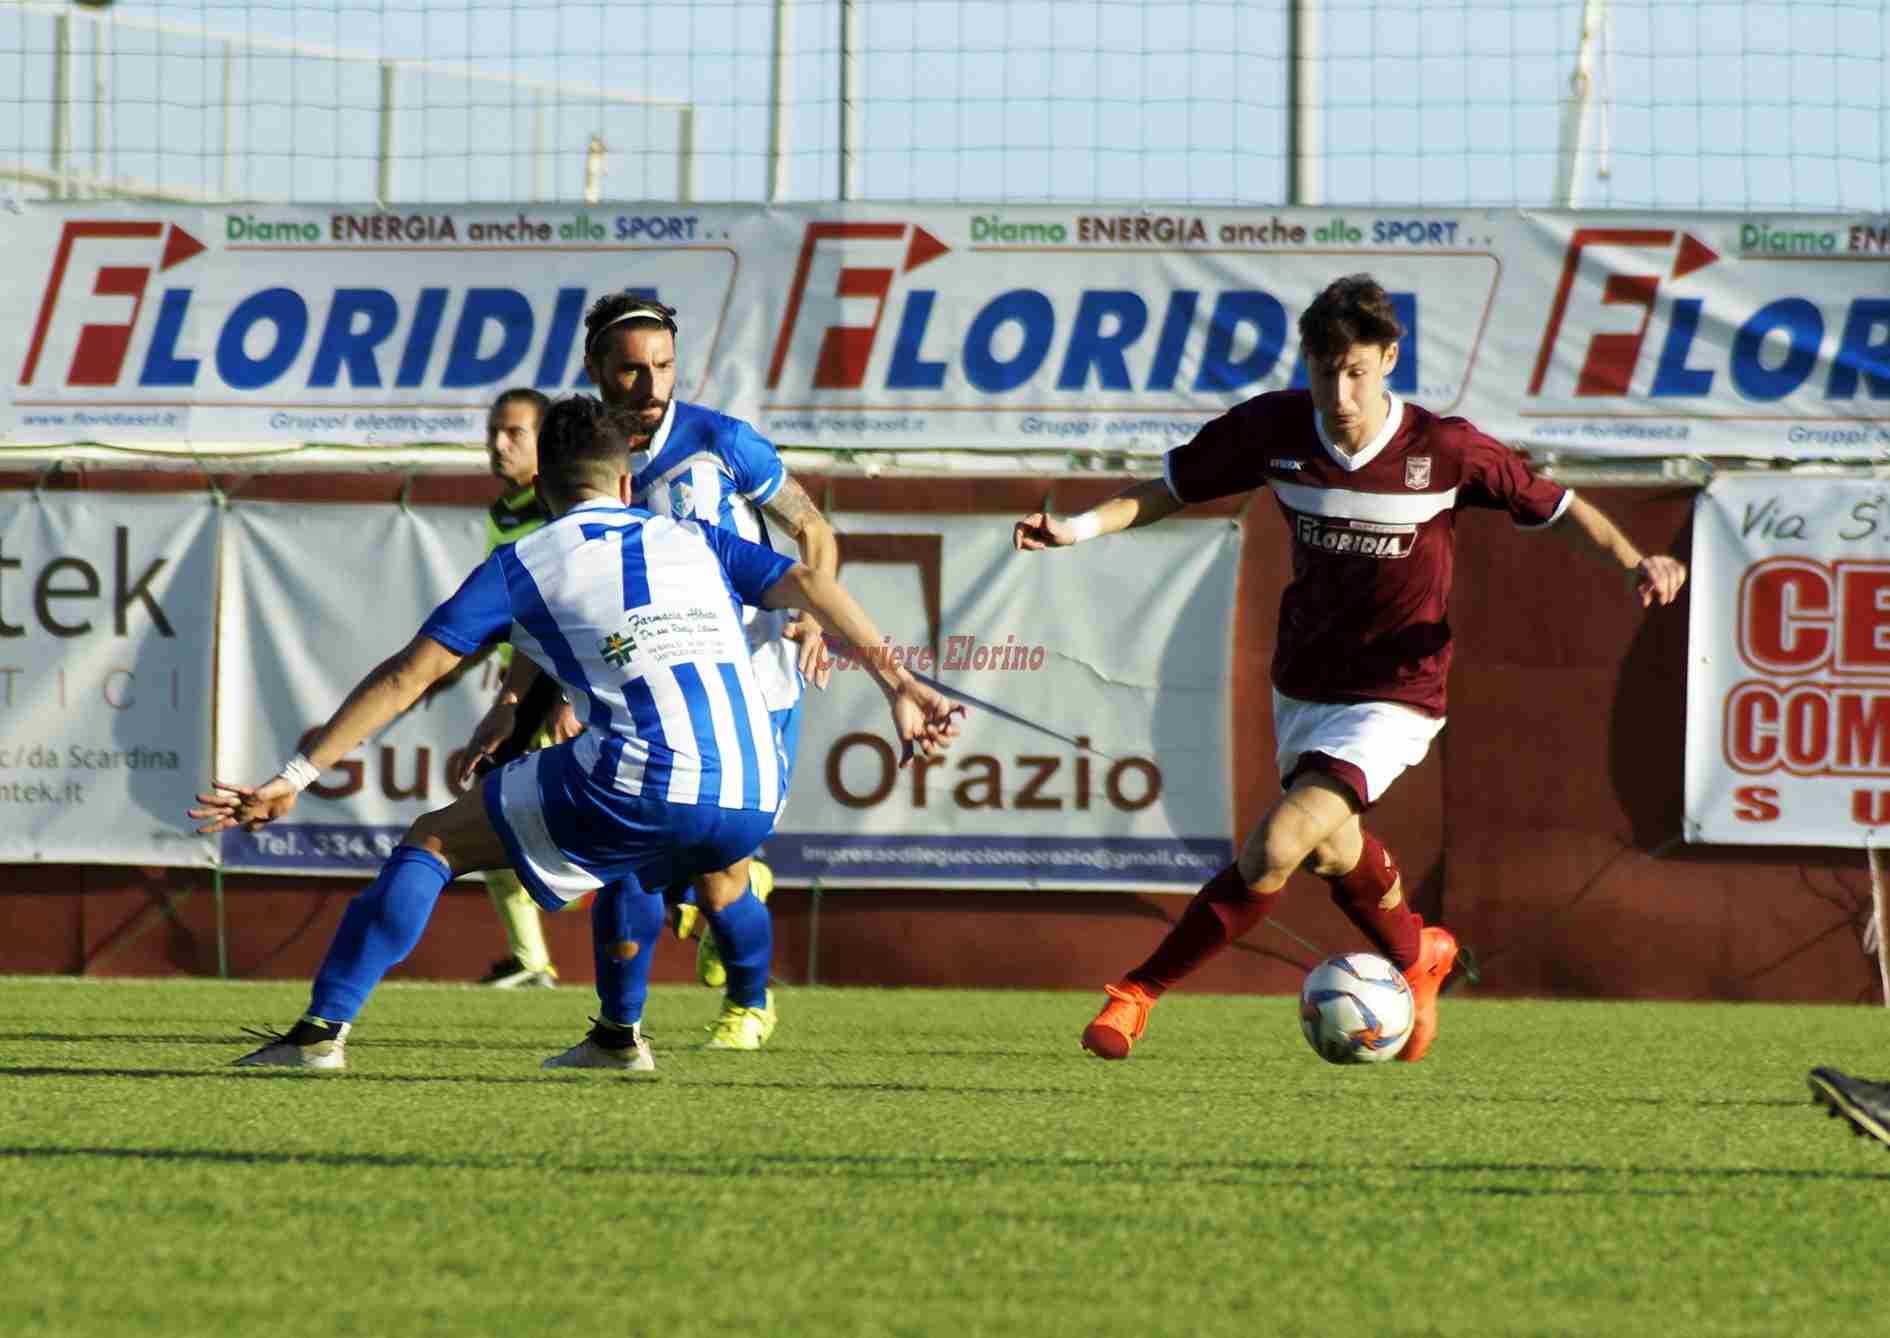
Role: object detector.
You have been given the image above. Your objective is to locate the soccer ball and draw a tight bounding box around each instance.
[1298,953,1414,1064]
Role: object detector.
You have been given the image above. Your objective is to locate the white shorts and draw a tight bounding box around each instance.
[1272,690,1446,808]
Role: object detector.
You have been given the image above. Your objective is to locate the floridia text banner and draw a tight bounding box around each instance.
[5,204,1886,463]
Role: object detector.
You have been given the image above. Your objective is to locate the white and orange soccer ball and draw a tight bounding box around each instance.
[1298,953,1415,1064]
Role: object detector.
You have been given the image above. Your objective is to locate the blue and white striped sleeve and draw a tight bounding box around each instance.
[697,523,797,606]
[418,552,514,653]
[724,419,787,507]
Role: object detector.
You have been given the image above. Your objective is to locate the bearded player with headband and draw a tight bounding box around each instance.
[463,293,838,1051]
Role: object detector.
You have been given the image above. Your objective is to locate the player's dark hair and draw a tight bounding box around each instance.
[1298,274,1405,362]
[490,386,549,423]
[535,394,646,503]
[583,292,679,357]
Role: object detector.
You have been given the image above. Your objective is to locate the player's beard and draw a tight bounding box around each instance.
[600,384,670,428]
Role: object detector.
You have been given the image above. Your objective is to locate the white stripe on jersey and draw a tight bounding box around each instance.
[638,663,708,806]
[1516,487,1577,531]
[1272,479,1459,524]
[699,666,749,809]
[732,665,780,802]
[688,460,720,523]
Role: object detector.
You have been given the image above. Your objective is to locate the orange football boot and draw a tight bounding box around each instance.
[1397,925,1459,1063]
[1081,980,1157,1060]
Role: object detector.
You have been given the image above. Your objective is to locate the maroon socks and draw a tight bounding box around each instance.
[1127,865,1280,996]
[1324,829,1422,970]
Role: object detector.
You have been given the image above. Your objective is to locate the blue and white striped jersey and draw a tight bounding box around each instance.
[632,400,803,713]
[421,500,797,813]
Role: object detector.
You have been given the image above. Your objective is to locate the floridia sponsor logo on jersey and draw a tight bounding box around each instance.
[1292,514,1416,559]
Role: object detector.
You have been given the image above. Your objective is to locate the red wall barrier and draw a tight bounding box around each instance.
[1,471,1876,1002]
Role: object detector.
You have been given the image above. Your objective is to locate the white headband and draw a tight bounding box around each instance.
[585,303,678,354]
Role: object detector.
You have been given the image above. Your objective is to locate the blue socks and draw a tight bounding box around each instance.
[308,845,452,1022]
[592,879,666,1027]
[704,885,772,1009]
[303,852,772,1029]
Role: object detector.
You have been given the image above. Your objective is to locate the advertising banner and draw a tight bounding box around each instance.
[3,488,1230,887]
[214,501,496,873]
[1493,213,1890,460]
[744,209,1500,456]
[0,492,217,864]
[2,203,748,455]
[1685,475,1890,846]
[6,201,1884,463]
[766,512,1239,889]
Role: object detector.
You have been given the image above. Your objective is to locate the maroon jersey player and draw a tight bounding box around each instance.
[1013,273,1688,1063]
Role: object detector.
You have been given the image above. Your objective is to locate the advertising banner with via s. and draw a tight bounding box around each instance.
[765,513,1239,889]
[1685,475,1890,847]
[214,502,497,873]
[0,492,217,864]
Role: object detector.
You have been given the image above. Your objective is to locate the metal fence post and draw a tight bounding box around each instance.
[378,60,397,203]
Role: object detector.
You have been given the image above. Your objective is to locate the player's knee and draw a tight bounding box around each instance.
[1259,830,1317,887]
[695,866,749,911]
[1234,848,1292,895]
[1304,837,1355,879]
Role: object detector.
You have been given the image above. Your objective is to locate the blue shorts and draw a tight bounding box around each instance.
[650,704,801,908]
[483,738,777,913]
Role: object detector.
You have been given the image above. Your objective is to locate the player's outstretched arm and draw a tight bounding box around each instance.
[189,634,465,833]
[760,564,963,763]
[457,650,548,785]
[762,475,840,689]
[1550,495,1689,608]
[1012,477,1182,550]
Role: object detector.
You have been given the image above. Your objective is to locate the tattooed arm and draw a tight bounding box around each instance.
[762,475,840,687]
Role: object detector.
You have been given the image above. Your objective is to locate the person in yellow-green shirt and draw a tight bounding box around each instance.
[475,386,584,987]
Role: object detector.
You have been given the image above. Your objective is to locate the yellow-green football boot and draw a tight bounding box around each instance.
[702,988,777,1051]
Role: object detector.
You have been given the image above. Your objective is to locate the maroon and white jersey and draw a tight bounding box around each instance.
[1164,390,1572,717]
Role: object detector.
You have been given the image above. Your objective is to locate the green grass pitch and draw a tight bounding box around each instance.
[1,977,1885,1337]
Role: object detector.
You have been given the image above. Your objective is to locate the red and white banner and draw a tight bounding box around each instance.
[1686,475,1890,847]
[4,202,1885,463]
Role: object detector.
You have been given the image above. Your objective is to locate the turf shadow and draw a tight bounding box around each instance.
[0,1065,592,1085]
[1438,1183,1698,1199]
[0,1031,567,1054]
[3,1143,1886,1191]
[0,1032,256,1045]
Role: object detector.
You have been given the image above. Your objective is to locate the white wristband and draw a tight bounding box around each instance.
[274,753,321,794]
[1065,511,1104,543]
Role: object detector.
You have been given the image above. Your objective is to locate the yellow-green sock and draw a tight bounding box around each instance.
[485,871,553,974]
